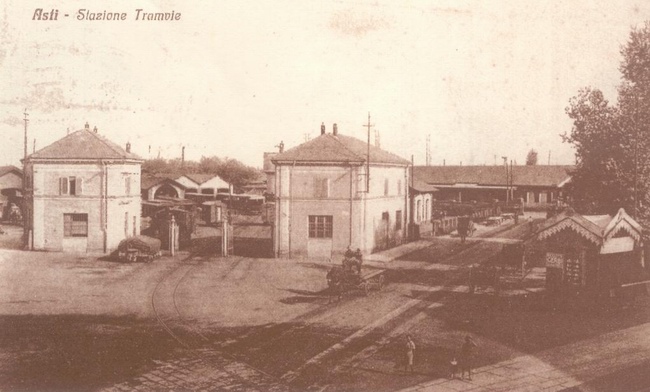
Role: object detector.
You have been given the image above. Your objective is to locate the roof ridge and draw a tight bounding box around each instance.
[327,134,365,161]
[86,129,128,157]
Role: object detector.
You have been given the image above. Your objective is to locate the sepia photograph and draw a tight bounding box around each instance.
[1,0,650,391]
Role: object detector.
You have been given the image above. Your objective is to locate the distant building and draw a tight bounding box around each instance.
[413,165,573,208]
[263,152,277,194]
[141,175,187,201]
[0,166,23,220]
[175,173,232,196]
[23,123,142,252]
[272,123,410,259]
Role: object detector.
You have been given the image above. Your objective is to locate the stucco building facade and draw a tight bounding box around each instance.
[24,124,142,253]
[271,123,410,259]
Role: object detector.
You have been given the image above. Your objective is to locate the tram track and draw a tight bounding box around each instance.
[148,256,291,391]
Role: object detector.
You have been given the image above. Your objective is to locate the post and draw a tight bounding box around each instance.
[169,215,176,256]
[222,214,228,257]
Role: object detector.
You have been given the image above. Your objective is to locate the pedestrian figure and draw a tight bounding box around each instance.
[449,356,458,379]
[405,335,416,373]
[460,335,477,380]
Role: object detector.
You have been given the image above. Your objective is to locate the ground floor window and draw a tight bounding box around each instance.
[395,210,402,230]
[63,213,88,237]
[309,215,333,238]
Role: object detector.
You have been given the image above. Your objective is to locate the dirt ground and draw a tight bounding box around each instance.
[2,221,650,391]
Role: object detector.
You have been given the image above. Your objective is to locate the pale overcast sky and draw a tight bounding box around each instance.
[0,0,647,168]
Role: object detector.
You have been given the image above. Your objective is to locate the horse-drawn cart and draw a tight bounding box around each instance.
[117,235,162,263]
[327,256,386,299]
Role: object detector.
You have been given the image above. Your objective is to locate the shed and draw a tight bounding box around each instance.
[532,208,645,297]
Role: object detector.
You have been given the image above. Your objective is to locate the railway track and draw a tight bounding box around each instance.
[148,256,291,391]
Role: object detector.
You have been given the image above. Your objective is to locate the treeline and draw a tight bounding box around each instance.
[142,156,262,187]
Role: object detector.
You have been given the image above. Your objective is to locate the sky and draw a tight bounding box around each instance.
[0,0,648,168]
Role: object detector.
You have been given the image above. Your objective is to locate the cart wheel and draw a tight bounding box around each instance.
[378,275,385,290]
[363,282,370,296]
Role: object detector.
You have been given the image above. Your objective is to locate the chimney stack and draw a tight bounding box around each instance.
[93,126,98,133]
[333,123,338,136]
[126,142,131,153]
[84,122,89,130]
[320,122,326,135]
[181,146,185,166]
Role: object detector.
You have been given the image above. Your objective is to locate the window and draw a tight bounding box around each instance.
[125,177,131,195]
[384,178,389,196]
[125,212,129,237]
[309,215,333,238]
[63,214,88,237]
[201,188,215,195]
[313,178,330,198]
[397,179,402,195]
[59,177,82,196]
[186,188,198,193]
[382,211,390,221]
[396,210,402,230]
[416,200,422,222]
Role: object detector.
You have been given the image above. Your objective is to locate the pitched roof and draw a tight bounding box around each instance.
[0,165,22,178]
[535,208,642,248]
[28,129,141,161]
[141,175,187,191]
[271,133,410,165]
[413,165,574,188]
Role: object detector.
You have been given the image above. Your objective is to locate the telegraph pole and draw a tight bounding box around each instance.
[23,110,29,249]
[362,113,374,192]
[502,156,508,204]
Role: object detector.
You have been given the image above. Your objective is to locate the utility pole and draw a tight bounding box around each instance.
[23,110,29,249]
[362,112,374,192]
[425,135,431,166]
[502,156,508,204]
[548,150,551,165]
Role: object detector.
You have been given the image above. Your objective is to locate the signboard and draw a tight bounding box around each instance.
[545,252,564,269]
[565,258,581,285]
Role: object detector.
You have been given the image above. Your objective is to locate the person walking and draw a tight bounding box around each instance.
[405,335,416,373]
[460,335,478,380]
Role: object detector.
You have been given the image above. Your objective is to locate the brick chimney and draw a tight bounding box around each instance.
[93,126,98,133]
[320,122,326,135]
[126,142,131,153]
[333,123,338,136]
[84,122,89,130]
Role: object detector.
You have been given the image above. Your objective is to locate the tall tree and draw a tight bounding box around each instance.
[525,149,538,165]
[564,22,650,224]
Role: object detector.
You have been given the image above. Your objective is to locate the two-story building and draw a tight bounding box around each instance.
[271,123,410,259]
[23,123,142,253]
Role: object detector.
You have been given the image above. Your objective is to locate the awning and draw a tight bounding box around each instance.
[600,236,635,254]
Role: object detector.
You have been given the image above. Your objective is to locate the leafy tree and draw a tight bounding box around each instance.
[525,149,538,165]
[564,22,650,225]
[142,155,262,189]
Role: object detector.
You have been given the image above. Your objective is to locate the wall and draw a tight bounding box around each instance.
[274,163,409,258]
[30,161,141,252]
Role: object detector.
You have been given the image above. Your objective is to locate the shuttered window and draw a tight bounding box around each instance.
[59,177,82,196]
[313,178,329,198]
[63,214,88,237]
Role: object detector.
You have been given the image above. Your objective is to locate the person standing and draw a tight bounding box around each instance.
[405,335,416,373]
[460,335,478,380]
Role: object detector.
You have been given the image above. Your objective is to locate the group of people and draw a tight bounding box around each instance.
[403,335,478,380]
[342,247,363,274]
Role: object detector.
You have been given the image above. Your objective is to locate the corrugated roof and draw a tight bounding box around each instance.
[271,133,410,165]
[28,129,141,161]
[413,165,574,187]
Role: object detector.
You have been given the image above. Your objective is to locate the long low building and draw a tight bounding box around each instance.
[413,165,574,209]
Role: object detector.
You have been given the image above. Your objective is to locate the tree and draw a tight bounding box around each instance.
[525,149,538,165]
[563,22,650,226]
